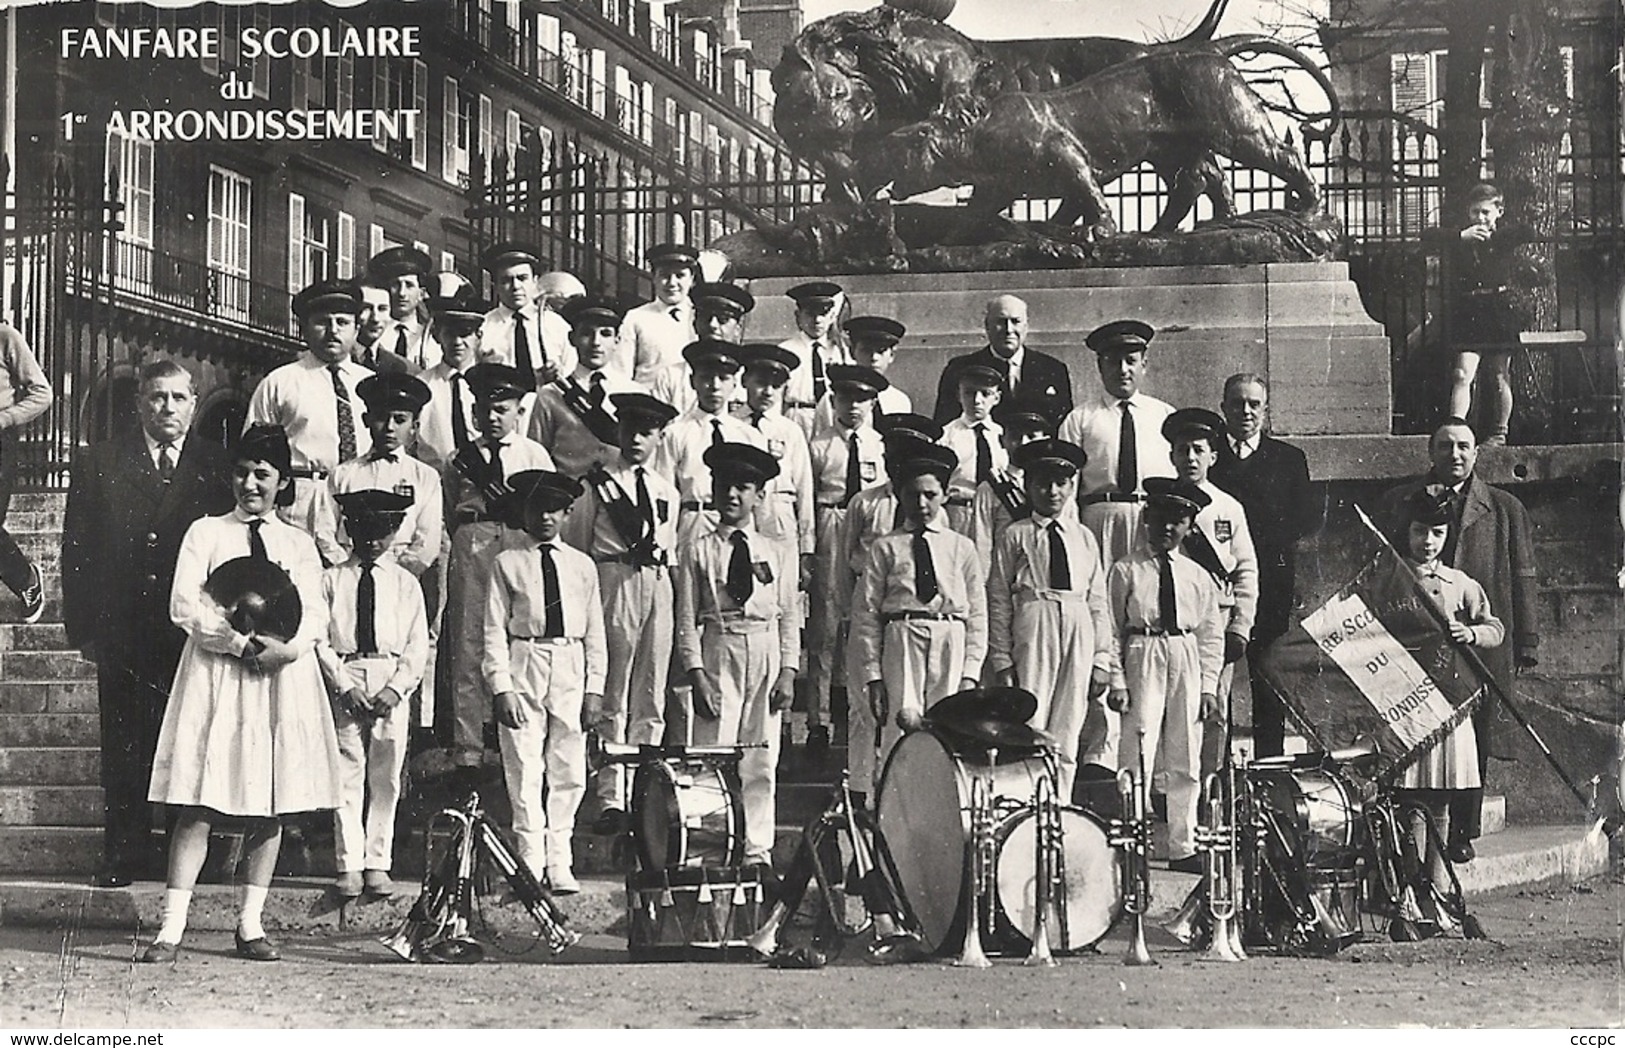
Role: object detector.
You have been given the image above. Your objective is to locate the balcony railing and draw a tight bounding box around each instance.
[105,237,295,339]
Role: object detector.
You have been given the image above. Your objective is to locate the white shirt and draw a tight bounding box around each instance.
[316,556,430,698]
[778,331,852,412]
[940,416,1007,501]
[744,408,815,555]
[620,299,695,385]
[442,434,556,522]
[144,431,188,471]
[246,352,373,470]
[314,451,445,575]
[674,523,800,673]
[1192,478,1259,638]
[384,316,442,371]
[416,360,477,470]
[483,537,607,696]
[810,385,911,440]
[479,303,576,381]
[561,459,680,562]
[1059,390,1176,496]
[649,405,758,506]
[1230,433,1261,460]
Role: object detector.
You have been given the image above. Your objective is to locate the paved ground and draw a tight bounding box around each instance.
[1,878,1618,1029]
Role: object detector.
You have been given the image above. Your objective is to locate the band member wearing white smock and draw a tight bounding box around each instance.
[851,442,986,794]
[416,277,487,470]
[649,339,758,545]
[736,343,815,572]
[561,392,681,834]
[938,361,1007,536]
[1162,408,1259,779]
[778,281,851,438]
[987,439,1112,797]
[967,393,1063,575]
[1106,477,1224,873]
[484,471,606,895]
[619,242,699,385]
[142,424,339,964]
[1059,320,1176,569]
[317,489,428,900]
[674,444,800,866]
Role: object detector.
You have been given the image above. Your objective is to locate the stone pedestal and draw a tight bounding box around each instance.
[745,261,1391,436]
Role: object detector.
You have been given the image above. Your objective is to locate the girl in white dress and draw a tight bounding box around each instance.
[142,425,339,963]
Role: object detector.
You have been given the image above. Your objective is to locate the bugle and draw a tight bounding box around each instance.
[1196,771,1245,962]
[950,749,996,968]
[1113,730,1157,967]
[1022,769,1060,967]
[475,818,582,955]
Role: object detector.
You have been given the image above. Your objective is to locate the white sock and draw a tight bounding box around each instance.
[238,884,269,940]
[156,888,192,944]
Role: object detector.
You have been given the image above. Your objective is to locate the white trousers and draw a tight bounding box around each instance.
[807,508,848,728]
[496,639,586,874]
[1010,597,1098,799]
[1079,501,1144,570]
[331,657,410,873]
[691,621,782,864]
[1119,633,1203,859]
[446,521,510,766]
[594,562,674,810]
[852,618,966,796]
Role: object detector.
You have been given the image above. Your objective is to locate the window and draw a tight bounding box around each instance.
[207,166,252,319]
[412,59,428,170]
[441,250,457,274]
[370,223,387,260]
[373,57,421,164]
[105,125,154,290]
[588,49,607,117]
[537,12,561,88]
[442,76,476,185]
[506,109,522,178]
[287,192,337,292]
[292,54,325,110]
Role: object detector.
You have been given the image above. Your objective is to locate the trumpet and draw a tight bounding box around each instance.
[383,799,484,963]
[474,818,581,955]
[1023,767,1061,967]
[1113,730,1157,966]
[950,748,996,968]
[1196,771,1246,962]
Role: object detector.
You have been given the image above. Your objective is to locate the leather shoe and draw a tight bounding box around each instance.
[94,869,133,889]
[334,870,364,897]
[140,940,180,964]
[592,807,629,836]
[547,868,580,895]
[1446,840,1476,864]
[363,870,394,897]
[1167,854,1203,875]
[805,725,831,758]
[234,930,281,962]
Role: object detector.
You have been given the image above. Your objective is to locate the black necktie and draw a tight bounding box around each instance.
[1048,520,1072,590]
[974,423,992,486]
[539,544,564,638]
[912,528,939,604]
[635,466,654,535]
[1157,551,1179,632]
[1116,400,1137,494]
[843,431,862,507]
[356,562,377,655]
[486,441,504,487]
[589,371,606,408]
[669,307,682,324]
[156,442,176,483]
[711,418,724,448]
[450,371,472,450]
[394,325,410,361]
[750,411,764,429]
[330,364,357,462]
[513,311,537,391]
[811,340,827,402]
[725,530,754,606]
[1442,483,1465,566]
[247,519,267,561]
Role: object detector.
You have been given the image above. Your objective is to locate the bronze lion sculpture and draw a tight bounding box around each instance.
[771,1,1337,232]
[875,48,1321,239]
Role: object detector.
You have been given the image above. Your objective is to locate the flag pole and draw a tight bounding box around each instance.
[1354,504,1592,808]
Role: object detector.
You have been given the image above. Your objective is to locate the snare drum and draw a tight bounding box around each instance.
[993,806,1123,953]
[632,756,745,870]
[877,728,1103,953]
[1249,765,1363,866]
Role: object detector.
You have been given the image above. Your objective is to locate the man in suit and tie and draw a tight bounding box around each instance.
[367,245,440,370]
[353,284,415,376]
[1208,374,1319,762]
[1374,417,1539,862]
[61,360,233,886]
[932,294,1074,425]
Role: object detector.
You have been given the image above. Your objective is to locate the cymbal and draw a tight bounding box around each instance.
[202,556,301,642]
[928,686,1039,728]
[931,716,1053,753]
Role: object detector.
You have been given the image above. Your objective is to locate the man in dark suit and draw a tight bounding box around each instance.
[932,294,1074,424]
[1374,416,1539,861]
[1209,373,1320,761]
[61,360,233,886]
[354,284,416,375]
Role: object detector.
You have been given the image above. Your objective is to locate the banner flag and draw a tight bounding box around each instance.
[1258,508,1495,780]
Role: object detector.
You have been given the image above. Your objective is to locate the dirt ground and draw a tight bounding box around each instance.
[1,878,1619,1029]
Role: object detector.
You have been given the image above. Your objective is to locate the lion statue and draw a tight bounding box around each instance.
[875,48,1321,240]
[771,0,1338,232]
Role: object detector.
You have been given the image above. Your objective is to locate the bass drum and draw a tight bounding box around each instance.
[993,806,1123,953]
[1249,764,1363,866]
[875,728,1049,953]
[631,756,745,870]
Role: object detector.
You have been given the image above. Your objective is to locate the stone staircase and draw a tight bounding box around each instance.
[0,492,103,874]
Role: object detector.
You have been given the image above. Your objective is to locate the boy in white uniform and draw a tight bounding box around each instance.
[778,281,850,437]
[529,296,641,478]
[619,242,698,384]
[1161,408,1259,779]
[318,490,429,899]
[674,444,800,866]
[484,470,606,893]
[1106,477,1224,873]
[648,283,754,414]
[562,393,681,834]
[736,343,815,573]
[939,362,1006,535]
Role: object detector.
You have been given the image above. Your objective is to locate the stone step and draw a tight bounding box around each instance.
[0,784,101,826]
[0,825,99,874]
[8,492,66,515]
[0,681,98,715]
[0,746,99,786]
[0,649,95,681]
[0,712,97,746]
[0,623,70,652]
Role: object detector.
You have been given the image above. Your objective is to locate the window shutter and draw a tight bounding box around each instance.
[337,211,355,279]
[373,59,390,151]
[412,60,429,170]
[443,76,460,183]
[479,94,494,180]
[288,192,306,293]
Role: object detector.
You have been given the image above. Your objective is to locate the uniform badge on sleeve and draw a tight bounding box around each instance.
[1215,520,1233,543]
[394,482,415,500]
[657,499,669,523]
[861,460,878,482]
[753,560,775,584]
[768,438,786,459]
